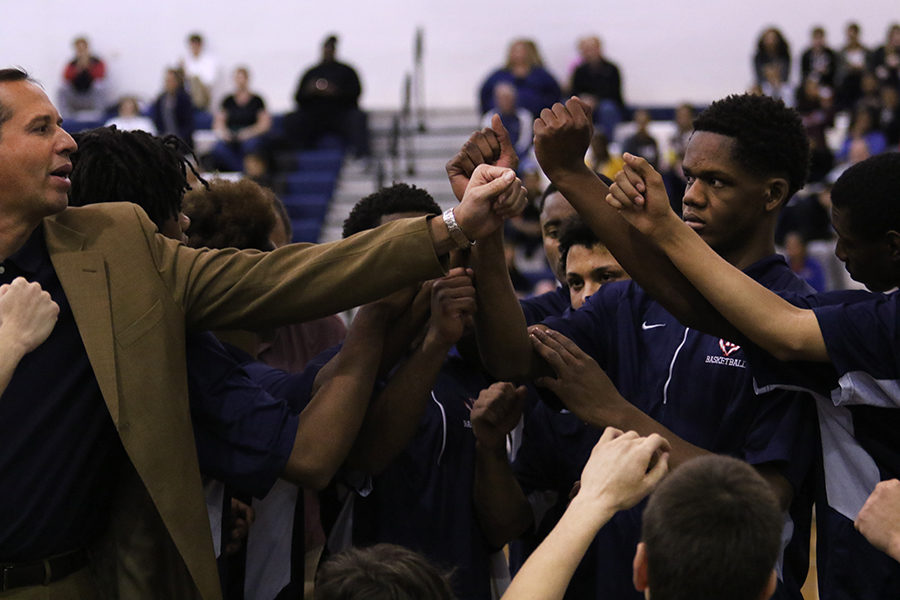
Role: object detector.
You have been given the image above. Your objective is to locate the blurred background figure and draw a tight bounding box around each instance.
[570,35,625,139]
[180,32,219,110]
[104,96,157,134]
[871,23,900,90]
[800,26,837,90]
[58,36,107,117]
[782,231,826,292]
[480,39,561,118]
[481,82,533,159]
[621,109,659,168]
[283,35,370,159]
[754,26,791,86]
[585,130,623,181]
[151,67,196,149]
[207,67,271,172]
[836,22,871,111]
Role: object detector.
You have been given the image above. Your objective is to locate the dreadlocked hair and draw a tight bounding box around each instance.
[70,126,207,227]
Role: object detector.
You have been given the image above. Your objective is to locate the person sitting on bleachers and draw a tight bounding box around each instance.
[207,66,271,172]
[283,34,370,159]
[621,109,660,169]
[870,23,900,90]
[800,26,837,90]
[836,106,887,163]
[480,39,561,118]
[835,22,870,111]
[481,82,533,159]
[570,36,625,139]
[151,67,195,148]
[104,96,157,134]
[753,27,791,86]
[58,36,106,117]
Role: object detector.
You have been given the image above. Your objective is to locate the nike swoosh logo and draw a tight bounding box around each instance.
[642,321,666,330]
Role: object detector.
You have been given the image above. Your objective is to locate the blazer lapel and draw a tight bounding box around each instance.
[43,218,121,425]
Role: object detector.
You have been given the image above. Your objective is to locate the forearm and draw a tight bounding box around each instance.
[0,328,30,396]
[659,222,827,362]
[502,496,614,600]
[474,441,534,548]
[552,167,730,334]
[284,309,387,489]
[471,230,533,379]
[346,334,451,474]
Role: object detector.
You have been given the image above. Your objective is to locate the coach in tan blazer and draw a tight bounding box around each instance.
[1,69,522,599]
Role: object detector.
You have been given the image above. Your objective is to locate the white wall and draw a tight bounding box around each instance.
[3,0,896,113]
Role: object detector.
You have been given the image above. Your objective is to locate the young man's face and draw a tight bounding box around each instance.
[540,192,578,283]
[680,131,775,265]
[0,80,76,224]
[832,205,896,292]
[564,243,628,310]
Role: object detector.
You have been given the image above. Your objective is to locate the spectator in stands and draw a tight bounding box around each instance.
[801,26,837,89]
[585,130,623,181]
[481,82,533,159]
[836,106,887,163]
[758,62,795,107]
[179,32,219,110]
[207,67,271,172]
[570,36,624,139]
[782,231,826,292]
[836,22,871,111]
[104,96,157,134]
[283,34,370,158]
[871,23,900,90]
[622,109,660,168]
[662,103,694,213]
[480,39,561,118]
[58,36,106,117]
[754,27,791,85]
[795,77,835,182]
[880,84,900,147]
[151,67,195,148]
[316,544,455,600]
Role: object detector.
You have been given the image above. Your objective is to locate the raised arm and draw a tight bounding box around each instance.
[346,268,476,475]
[606,154,828,362]
[0,278,59,395]
[501,428,669,600]
[534,98,727,333]
[471,382,532,548]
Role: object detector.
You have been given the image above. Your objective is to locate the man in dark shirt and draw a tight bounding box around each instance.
[283,35,370,158]
[570,36,624,139]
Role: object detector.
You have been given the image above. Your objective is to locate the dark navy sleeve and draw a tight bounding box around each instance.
[519,286,570,325]
[186,332,300,498]
[814,292,900,386]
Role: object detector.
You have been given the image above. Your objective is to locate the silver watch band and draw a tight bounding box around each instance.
[442,208,474,249]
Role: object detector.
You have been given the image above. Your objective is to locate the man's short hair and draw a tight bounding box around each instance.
[188,33,203,44]
[70,127,203,227]
[314,544,455,600]
[831,152,900,238]
[342,183,440,238]
[641,455,783,600]
[693,93,810,199]
[183,178,276,251]
[557,216,603,273]
[0,67,31,138]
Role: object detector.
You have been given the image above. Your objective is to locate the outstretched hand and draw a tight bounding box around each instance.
[446,114,519,202]
[606,153,681,240]
[529,326,622,424]
[534,97,594,182]
[428,267,477,347]
[574,427,670,514]
[0,277,59,356]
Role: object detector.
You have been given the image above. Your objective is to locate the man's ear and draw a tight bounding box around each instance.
[884,229,900,260]
[758,569,777,600]
[764,178,789,212]
[633,542,649,593]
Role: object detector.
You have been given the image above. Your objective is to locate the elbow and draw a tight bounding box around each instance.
[283,458,337,491]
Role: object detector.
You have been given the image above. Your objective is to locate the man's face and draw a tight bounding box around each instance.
[540,192,578,283]
[680,131,773,265]
[0,81,76,224]
[565,244,628,310]
[832,205,895,292]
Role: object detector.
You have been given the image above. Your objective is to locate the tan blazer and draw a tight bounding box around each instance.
[42,203,445,599]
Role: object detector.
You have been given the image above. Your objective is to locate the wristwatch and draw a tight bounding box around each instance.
[442,208,475,249]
